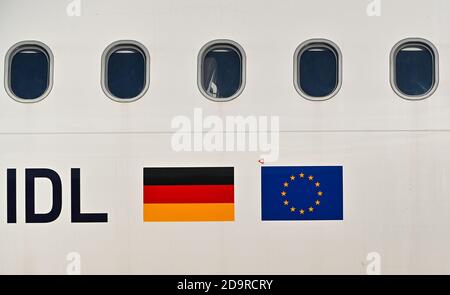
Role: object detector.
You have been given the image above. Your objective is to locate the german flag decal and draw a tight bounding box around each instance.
[143,167,234,222]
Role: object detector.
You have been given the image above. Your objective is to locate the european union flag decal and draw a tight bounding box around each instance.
[262,166,343,221]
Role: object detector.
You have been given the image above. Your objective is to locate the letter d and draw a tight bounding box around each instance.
[26,169,62,223]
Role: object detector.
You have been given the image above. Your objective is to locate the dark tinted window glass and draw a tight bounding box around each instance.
[298,45,338,97]
[395,44,434,96]
[202,45,242,99]
[10,48,49,100]
[107,47,146,99]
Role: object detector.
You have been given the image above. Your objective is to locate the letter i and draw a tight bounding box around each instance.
[7,169,17,223]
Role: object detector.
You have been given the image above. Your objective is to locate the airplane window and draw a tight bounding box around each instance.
[391,39,438,99]
[5,42,53,102]
[102,41,150,102]
[294,40,342,100]
[198,41,245,101]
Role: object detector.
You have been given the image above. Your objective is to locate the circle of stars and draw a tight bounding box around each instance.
[280,172,324,217]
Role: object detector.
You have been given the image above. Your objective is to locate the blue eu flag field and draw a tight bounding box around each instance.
[261,166,343,221]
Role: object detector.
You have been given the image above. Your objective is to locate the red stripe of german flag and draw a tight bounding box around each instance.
[144,185,234,203]
[143,167,234,222]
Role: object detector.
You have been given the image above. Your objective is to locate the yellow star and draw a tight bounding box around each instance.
[315,200,320,206]
[299,209,305,215]
[317,191,323,197]
[315,181,320,187]
[283,182,289,187]
[283,200,289,206]
[309,207,314,212]
[290,207,296,212]
[281,191,287,196]
[290,175,295,181]
[299,173,305,178]
[308,175,314,181]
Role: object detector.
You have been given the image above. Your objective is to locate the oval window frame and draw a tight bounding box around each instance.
[390,38,439,101]
[197,39,246,102]
[4,40,54,103]
[101,40,150,103]
[293,38,343,101]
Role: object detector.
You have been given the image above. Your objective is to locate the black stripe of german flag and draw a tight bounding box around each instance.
[143,167,234,222]
[144,167,234,185]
